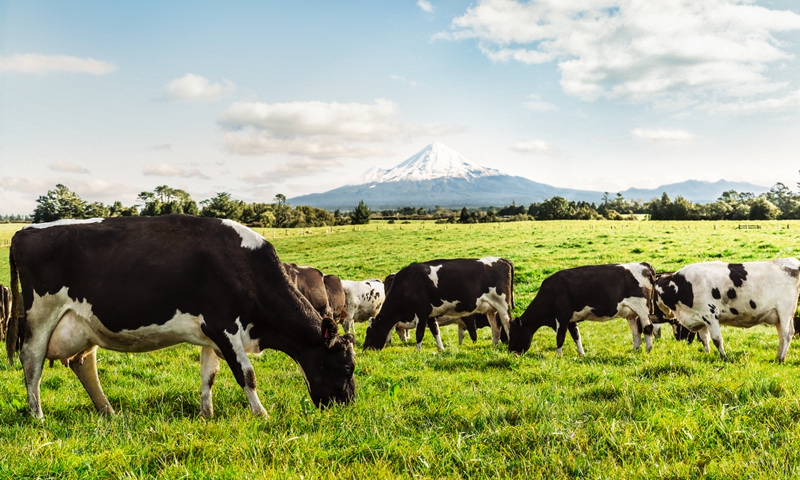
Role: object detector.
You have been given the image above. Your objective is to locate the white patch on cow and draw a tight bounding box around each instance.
[430,299,460,317]
[570,305,596,322]
[428,265,443,287]
[24,218,104,229]
[622,262,652,289]
[28,287,218,365]
[477,257,500,266]
[220,219,266,250]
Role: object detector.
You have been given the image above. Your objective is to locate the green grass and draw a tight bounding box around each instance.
[2,220,800,477]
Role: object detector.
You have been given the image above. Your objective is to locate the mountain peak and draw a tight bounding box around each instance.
[357,143,502,184]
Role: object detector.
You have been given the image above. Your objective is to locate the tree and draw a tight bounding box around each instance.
[84,202,110,218]
[749,197,780,220]
[138,185,198,216]
[459,207,470,223]
[33,184,86,223]
[272,195,293,228]
[537,196,572,220]
[200,192,245,220]
[351,200,372,225]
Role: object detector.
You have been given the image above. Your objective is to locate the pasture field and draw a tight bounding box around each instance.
[2,220,800,478]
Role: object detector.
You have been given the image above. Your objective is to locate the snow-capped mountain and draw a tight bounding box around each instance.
[288,143,770,210]
[357,142,501,184]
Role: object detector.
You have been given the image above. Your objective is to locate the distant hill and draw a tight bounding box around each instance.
[288,143,770,210]
[621,180,770,204]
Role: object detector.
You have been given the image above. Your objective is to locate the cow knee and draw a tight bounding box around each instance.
[643,324,654,336]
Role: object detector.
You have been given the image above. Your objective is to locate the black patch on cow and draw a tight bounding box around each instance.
[244,369,257,389]
[656,273,693,311]
[708,304,717,314]
[643,324,654,335]
[207,371,217,389]
[702,316,710,325]
[730,308,739,315]
[711,288,721,300]
[783,266,800,278]
[727,288,736,299]
[750,300,757,309]
[728,264,747,288]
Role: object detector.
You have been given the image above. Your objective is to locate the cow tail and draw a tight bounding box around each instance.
[6,242,20,366]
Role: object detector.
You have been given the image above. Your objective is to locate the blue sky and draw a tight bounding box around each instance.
[2,0,800,213]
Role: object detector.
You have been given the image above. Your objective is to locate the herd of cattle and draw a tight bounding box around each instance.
[1,215,799,419]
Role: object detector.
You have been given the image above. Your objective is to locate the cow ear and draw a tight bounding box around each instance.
[322,317,338,345]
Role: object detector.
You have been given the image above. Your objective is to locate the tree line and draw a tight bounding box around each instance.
[30,184,373,227]
[17,179,800,226]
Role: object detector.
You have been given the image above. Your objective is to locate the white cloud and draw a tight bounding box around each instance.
[0,54,117,74]
[390,74,421,87]
[218,99,461,157]
[523,101,558,112]
[143,164,210,179]
[417,0,434,13]
[441,0,800,106]
[223,133,387,158]
[241,158,343,185]
[165,73,235,102]
[631,128,694,143]
[49,162,90,174]
[510,139,560,156]
[0,177,136,198]
[703,88,800,114]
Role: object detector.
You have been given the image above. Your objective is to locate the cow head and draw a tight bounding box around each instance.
[508,317,533,354]
[301,317,356,408]
[363,315,390,350]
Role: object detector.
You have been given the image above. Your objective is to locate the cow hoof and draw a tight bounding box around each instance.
[201,408,213,418]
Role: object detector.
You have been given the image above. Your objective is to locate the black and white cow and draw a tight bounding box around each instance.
[508,263,656,355]
[654,259,800,362]
[7,215,356,419]
[363,257,514,351]
[340,279,385,334]
[0,284,10,341]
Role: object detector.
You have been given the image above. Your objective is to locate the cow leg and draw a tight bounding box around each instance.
[208,327,267,416]
[555,321,569,356]
[627,317,643,351]
[200,346,221,418]
[487,312,502,346]
[414,316,428,351]
[697,326,711,352]
[69,346,114,415]
[458,326,465,345]
[705,322,725,359]
[776,319,794,363]
[428,319,444,352]
[568,322,585,357]
[466,319,478,343]
[19,322,53,419]
[343,317,355,335]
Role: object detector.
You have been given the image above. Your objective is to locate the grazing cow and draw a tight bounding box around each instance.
[323,274,346,323]
[0,284,10,341]
[650,278,696,344]
[508,263,656,355]
[363,257,514,351]
[7,215,356,419]
[340,279,386,334]
[654,259,800,362]
[283,263,333,319]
